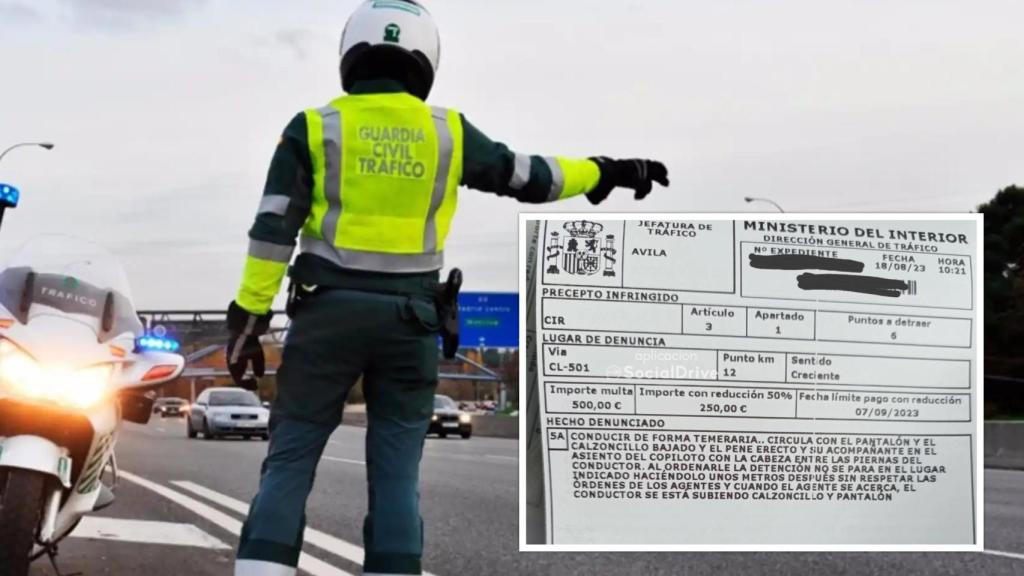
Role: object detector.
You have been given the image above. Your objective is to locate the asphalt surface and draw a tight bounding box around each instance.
[26,418,1024,576]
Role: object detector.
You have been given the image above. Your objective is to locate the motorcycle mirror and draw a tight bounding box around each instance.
[101,291,114,333]
[16,270,34,324]
[118,392,154,424]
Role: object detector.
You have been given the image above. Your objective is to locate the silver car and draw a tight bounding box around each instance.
[186,388,269,440]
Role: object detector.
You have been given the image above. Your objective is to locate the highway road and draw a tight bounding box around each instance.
[27,419,1024,576]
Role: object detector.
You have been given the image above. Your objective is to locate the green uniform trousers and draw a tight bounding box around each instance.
[237,279,440,575]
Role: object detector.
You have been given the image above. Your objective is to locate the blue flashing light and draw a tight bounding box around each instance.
[137,335,180,352]
[0,183,20,208]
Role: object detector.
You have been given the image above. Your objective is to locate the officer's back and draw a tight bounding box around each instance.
[227,2,667,575]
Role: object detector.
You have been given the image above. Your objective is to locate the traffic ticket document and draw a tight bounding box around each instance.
[520,214,982,550]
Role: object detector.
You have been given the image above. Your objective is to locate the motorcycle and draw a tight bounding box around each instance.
[0,236,184,576]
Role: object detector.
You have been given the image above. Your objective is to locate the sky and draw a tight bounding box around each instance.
[0,0,1022,308]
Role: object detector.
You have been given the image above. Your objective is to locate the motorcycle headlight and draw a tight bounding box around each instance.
[0,339,114,409]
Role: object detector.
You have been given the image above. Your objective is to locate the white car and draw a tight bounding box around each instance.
[186,388,269,440]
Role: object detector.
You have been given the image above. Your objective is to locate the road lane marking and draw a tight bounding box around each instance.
[323,456,366,465]
[983,549,1024,561]
[325,451,515,467]
[329,436,516,466]
[174,481,363,567]
[420,453,516,466]
[119,471,353,576]
[71,517,230,549]
[172,480,439,576]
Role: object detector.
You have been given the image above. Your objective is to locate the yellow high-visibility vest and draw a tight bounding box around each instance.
[299,92,463,273]
[235,91,601,314]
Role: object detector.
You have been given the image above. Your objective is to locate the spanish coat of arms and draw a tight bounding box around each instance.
[545,220,617,277]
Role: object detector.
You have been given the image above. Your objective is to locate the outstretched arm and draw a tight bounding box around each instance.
[459,114,668,204]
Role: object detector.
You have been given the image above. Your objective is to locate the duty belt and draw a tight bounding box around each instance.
[285,268,462,361]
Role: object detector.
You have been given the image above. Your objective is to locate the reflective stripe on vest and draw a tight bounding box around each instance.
[299,94,461,273]
[299,235,443,273]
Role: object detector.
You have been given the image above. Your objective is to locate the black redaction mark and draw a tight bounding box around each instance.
[796,273,909,298]
[748,254,865,273]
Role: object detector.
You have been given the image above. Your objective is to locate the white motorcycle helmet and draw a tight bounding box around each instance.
[340,0,440,99]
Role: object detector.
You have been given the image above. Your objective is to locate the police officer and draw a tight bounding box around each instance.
[227,1,668,574]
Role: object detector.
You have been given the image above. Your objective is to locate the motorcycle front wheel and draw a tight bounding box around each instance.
[0,469,48,576]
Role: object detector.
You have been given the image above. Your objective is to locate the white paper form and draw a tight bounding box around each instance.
[532,216,981,547]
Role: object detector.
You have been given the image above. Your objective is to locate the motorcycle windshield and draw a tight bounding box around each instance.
[0,235,143,342]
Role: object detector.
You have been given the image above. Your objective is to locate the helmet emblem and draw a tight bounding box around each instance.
[383,23,401,43]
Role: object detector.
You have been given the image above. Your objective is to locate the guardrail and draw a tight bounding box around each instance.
[985,421,1024,469]
[341,411,519,439]
[982,375,1024,469]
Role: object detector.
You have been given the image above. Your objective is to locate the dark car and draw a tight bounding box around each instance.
[153,397,188,418]
[187,388,269,440]
[428,394,471,439]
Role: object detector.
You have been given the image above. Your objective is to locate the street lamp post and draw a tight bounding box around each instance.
[0,141,55,232]
[744,196,785,213]
[0,141,54,165]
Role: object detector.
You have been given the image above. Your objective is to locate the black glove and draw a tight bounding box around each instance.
[226,301,272,387]
[586,157,670,205]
